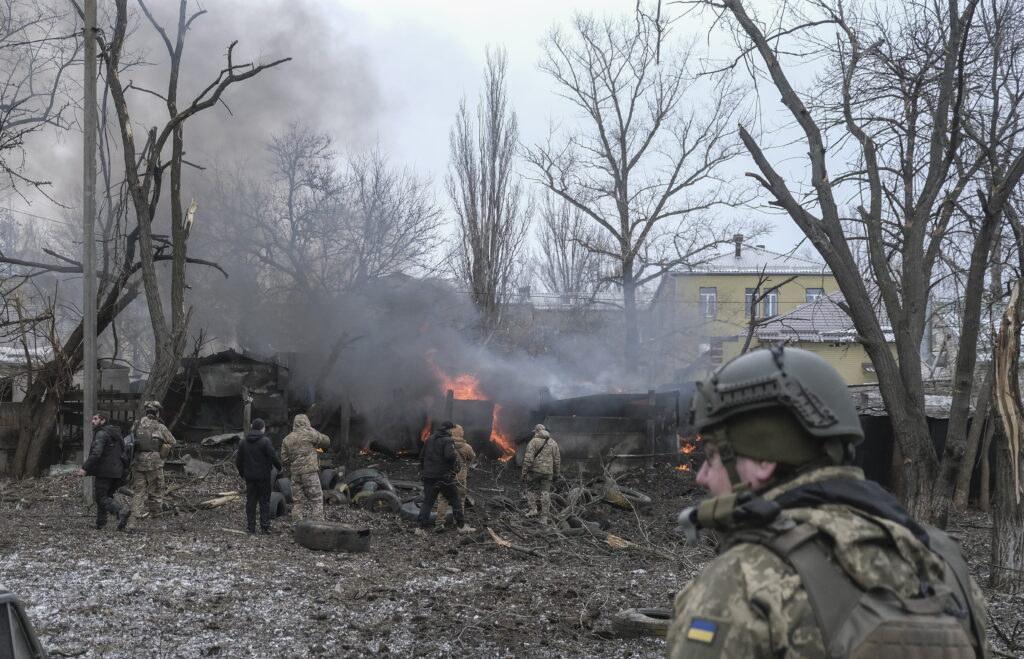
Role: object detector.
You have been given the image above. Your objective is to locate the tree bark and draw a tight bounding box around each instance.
[953,364,993,509]
[989,427,1024,593]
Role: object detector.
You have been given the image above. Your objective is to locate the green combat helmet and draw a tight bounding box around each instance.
[692,343,864,488]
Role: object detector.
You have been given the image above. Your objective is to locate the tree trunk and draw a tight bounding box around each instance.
[979,423,993,512]
[12,380,64,479]
[954,364,993,509]
[989,427,1024,593]
[622,259,638,374]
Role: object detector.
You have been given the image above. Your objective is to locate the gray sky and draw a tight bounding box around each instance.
[13,0,808,254]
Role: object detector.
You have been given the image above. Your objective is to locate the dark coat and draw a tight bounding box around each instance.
[420,428,457,479]
[83,423,124,479]
[236,430,282,480]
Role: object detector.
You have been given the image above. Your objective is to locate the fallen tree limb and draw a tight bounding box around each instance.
[486,526,545,558]
[199,493,241,509]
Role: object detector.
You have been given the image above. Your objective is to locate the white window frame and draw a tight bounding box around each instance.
[699,287,717,318]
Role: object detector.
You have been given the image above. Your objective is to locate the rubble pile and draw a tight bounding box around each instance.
[0,458,1020,658]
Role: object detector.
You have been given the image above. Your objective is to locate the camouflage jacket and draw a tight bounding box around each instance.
[666,466,990,658]
[522,431,560,476]
[280,414,330,476]
[132,415,176,472]
[452,426,475,484]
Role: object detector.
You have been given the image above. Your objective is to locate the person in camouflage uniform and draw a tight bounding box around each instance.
[666,345,990,659]
[280,414,330,522]
[127,401,176,529]
[435,424,475,529]
[521,423,560,523]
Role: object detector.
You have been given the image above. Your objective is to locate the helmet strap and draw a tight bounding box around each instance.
[709,426,746,490]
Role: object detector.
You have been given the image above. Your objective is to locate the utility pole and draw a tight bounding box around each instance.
[82,0,97,472]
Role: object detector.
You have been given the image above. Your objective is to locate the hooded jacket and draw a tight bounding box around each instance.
[83,423,124,480]
[236,429,282,480]
[280,414,330,476]
[420,427,457,479]
[451,425,475,485]
[522,425,560,476]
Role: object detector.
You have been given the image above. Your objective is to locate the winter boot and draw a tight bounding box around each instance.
[457,524,477,534]
[116,507,132,532]
[539,492,552,524]
[525,491,539,517]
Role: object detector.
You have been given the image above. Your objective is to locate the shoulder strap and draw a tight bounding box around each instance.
[532,437,550,462]
[922,525,988,656]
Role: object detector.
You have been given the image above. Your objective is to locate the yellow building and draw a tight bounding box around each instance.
[748,290,895,385]
[647,235,840,383]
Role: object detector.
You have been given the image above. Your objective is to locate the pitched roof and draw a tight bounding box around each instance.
[673,243,831,276]
[752,290,894,343]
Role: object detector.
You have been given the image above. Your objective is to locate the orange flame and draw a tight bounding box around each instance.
[425,349,486,399]
[490,404,515,462]
[420,417,432,442]
[676,434,701,471]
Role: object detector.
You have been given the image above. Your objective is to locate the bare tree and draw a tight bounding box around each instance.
[534,189,609,304]
[206,123,443,306]
[447,47,530,332]
[0,0,79,193]
[103,0,288,404]
[688,0,1024,523]
[1,0,286,477]
[525,8,754,374]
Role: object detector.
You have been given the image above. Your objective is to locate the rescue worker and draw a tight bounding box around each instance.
[434,423,475,530]
[236,418,282,534]
[521,423,560,523]
[127,400,176,530]
[280,413,330,522]
[416,421,475,535]
[667,344,990,658]
[76,411,131,531]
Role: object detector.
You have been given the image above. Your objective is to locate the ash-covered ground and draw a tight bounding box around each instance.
[0,455,1021,658]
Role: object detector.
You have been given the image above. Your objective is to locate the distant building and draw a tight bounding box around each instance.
[748,290,895,385]
[647,234,839,383]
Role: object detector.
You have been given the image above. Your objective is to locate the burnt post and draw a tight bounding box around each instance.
[446,389,454,422]
[646,389,656,469]
[339,395,351,458]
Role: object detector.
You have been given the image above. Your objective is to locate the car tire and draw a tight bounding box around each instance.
[323,490,346,506]
[342,468,395,492]
[610,608,671,638]
[293,520,371,553]
[319,469,339,491]
[362,490,402,514]
[269,491,288,519]
[274,477,293,504]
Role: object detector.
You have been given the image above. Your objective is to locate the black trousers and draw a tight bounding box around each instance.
[417,475,464,528]
[94,476,123,528]
[245,477,273,531]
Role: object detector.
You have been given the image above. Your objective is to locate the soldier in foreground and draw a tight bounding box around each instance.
[281,414,330,522]
[668,345,990,658]
[127,400,176,531]
[521,423,560,524]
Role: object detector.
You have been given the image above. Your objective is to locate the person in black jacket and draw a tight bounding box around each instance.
[76,412,131,531]
[416,421,475,535]
[236,418,283,534]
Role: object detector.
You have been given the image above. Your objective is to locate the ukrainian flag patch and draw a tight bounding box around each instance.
[686,618,717,644]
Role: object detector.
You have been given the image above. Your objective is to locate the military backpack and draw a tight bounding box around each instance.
[726,520,988,659]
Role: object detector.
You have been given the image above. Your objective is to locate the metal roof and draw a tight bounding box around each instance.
[673,244,832,276]
[753,290,894,343]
